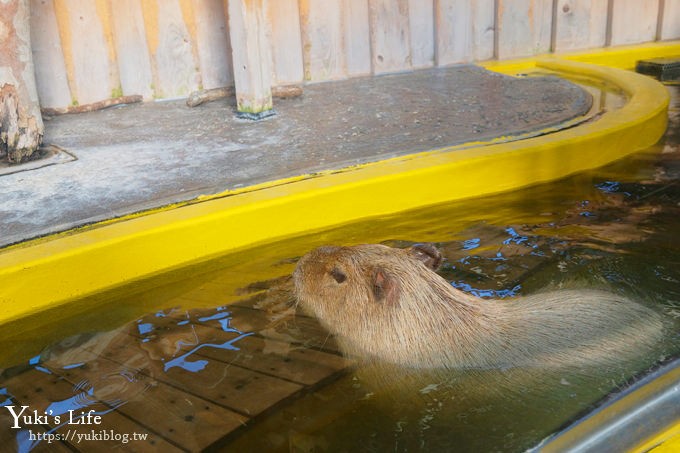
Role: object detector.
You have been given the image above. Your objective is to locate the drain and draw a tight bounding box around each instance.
[636,58,680,82]
[0,144,76,176]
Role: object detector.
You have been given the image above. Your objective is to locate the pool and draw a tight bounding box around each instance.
[0,84,678,452]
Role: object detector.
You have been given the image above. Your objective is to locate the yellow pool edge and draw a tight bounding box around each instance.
[0,43,677,326]
[481,40,680,73]
[641,426,680,453]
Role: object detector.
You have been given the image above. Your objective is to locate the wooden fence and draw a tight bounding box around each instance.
[30,0,680,109]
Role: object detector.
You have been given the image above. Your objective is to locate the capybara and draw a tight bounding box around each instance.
[293,243,666,369]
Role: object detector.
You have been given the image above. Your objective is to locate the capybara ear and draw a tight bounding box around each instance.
[407,243,442,271]
[372,268,400,305]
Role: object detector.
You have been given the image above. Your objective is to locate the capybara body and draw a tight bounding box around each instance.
[293,243,666,370]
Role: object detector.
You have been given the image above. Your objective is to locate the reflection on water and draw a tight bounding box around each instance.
[0,87,679,452]
[0,299,349,451]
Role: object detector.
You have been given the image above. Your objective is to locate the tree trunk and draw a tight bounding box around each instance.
[0,0,43,164]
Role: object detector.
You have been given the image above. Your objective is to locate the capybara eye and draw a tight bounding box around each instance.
[329,267,347,284]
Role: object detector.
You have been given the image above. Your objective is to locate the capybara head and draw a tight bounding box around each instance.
[293,243,461,362]
[294,243,442,310]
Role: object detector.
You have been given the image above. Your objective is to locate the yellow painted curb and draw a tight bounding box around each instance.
[538,359,680,452]
[0,53,672,325]
[639,427,680,453]
[481,41,680,74]
[561,41,680,70]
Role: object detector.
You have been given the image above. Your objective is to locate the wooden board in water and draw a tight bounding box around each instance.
[0,367,180,452]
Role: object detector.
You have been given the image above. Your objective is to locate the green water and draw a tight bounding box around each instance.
[0,87,679,452]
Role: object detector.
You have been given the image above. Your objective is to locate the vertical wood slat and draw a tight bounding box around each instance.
[141,0,199,99]
[368,0,412,74]
[496,0,553,59]
[265,0,304,85]
[29,0,71,108]
[609,0,660,46]
[659,0,680,40]
[28,0,678,108]
[54,0,118,105]
[110,0,154,98]
[299,0,346,81]
[472,0,496,61]
[343,0,371,76]
[193,0,233,90]
[435,0,495,66]
[554,0,608,52]
[408,0,434,68]
[299,0,373,81]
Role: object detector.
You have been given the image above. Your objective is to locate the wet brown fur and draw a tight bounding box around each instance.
[294,244,666,370]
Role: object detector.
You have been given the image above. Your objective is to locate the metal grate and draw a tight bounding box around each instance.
[636,58,680,82]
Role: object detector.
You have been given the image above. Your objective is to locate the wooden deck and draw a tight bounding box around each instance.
[0,281,351,452]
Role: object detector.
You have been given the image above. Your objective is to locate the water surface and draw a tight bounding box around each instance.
[0,87,678,452]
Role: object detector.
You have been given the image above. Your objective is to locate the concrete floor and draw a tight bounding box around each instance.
[0,65,592,248]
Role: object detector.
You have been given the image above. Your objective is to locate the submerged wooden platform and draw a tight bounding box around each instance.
[0,287,350,452]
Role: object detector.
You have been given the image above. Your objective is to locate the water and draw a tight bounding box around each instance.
[0,87,679,452]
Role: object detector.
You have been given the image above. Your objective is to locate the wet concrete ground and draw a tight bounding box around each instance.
[0,65,592,248]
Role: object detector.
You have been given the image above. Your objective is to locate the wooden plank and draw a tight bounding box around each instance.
[51,356,248,452]
[660,0,680,40]
[110,0,154,98]
[368,0,412,74]
[408,0,434,68]
[141,0,199,99]
[114,382,246,451]
[343,0,372,76]
[165,302,343,353]
[435,0,495,66]
[0,301,347,450]
[131,347,302,417]
[242,308,343,354]
[228,0,273,115]
[182,326,350,385]
[37,323,255,451]
[39,321,286,450]
[85,303,346,383]
[300,0,346,81]
[54,0,118,104]
[609,0,660,46]
[192,0,234,90]
[0,410,72,452]
[554,0,608,51]
[29,0,71,108]
[171,301,284,333]
[497,0,553,59]
[265,0,304,85]
[1,368,180,451]
[220,373,361,452]
[86,313,304,416]
[155,0,200,97]
[470,0,496,61]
